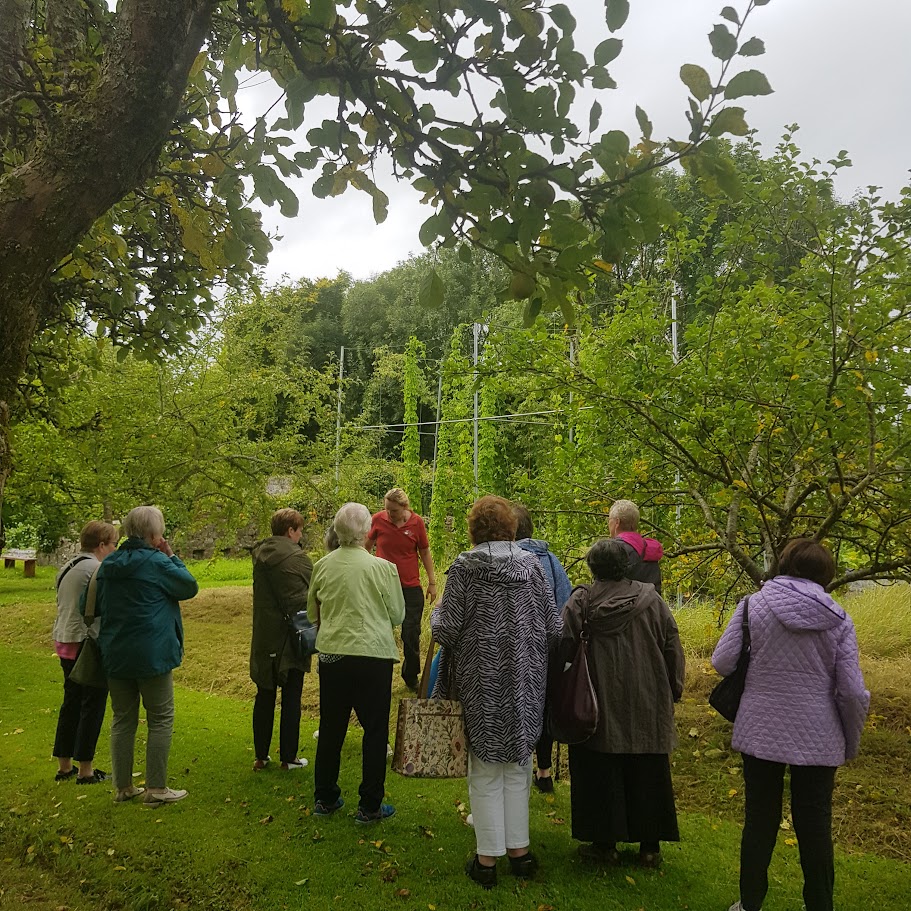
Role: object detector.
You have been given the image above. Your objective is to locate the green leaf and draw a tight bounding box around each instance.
[550,3,576,33]
[594,38,623,66]
[285,74,309,131]
[635,105,653,141]
[753,0,771,5]
[589,66,617,90]
[739,37,766,56]
[709,106,749,137]
[522,297,544,328]
[709,24,738,60]
[720,6,740,24]
[419,213,446,247]
[605,0,630,32]
[724,69,773,99]
[589,100,602,134]
[418,268,445,309]
[680,64,712,101]
[310,0,336,27]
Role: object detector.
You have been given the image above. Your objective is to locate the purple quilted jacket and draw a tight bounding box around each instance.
[712,576,869,766]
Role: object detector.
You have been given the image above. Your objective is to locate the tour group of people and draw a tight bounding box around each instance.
[51,492,869,911]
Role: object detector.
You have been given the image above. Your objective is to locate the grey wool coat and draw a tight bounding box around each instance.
[559,578,684,754]
[250,536,313,689]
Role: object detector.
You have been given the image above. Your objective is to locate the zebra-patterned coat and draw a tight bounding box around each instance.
[430,541,561,763]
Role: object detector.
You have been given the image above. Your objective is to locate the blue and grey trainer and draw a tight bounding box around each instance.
[313,797,344,817]
[355,803,395,824]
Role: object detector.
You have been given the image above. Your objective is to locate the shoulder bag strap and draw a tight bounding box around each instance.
[418,636,437,699]
[740,596,751,657]
[56,553,91,591]
[83,566,102,623]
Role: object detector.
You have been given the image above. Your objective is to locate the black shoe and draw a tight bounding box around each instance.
[55,767,78,782]
[76,769,108,784]
[533,772,554,793]
[403,678,419,692]
[466,855,497,889]
[508,851,538,878]
[578,842,621,865]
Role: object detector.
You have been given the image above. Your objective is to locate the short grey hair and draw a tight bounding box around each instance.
[122,505,165,544]
[586,538,630,581]
[333,503,371,547]
[609,499,639,532]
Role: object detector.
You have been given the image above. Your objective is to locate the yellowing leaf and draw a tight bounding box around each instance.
[625,874,636,884]
[728,788,738,797]
[784,837,797,846]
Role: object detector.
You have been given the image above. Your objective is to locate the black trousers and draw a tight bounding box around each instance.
[400,586,425,685]
[740,754,837,911]
[53,650,108,762]
[314,657,392,813]
[252,668,304,764]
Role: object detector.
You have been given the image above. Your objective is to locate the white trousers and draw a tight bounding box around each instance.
[467,750,532,857]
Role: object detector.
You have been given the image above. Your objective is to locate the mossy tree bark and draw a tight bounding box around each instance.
[0,0,215,536]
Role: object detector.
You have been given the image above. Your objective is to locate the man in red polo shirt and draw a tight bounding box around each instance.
[368,488,437,690]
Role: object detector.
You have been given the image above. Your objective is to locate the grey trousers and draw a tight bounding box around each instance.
[108,672,175,790]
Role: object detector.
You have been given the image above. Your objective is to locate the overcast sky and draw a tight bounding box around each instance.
[251,0,911,285]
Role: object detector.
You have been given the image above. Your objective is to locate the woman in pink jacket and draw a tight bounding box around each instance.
[712,539,869,911]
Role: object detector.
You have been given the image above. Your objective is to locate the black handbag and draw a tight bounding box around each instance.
[548,586,599,744]
[709,596,751,722]
[69,568,107,689]
[285,610,318,662]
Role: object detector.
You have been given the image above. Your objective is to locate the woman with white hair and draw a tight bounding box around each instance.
[307,503,405,823]
[95,506,198,805]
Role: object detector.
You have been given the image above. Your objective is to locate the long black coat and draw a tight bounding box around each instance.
[250,536,313,689]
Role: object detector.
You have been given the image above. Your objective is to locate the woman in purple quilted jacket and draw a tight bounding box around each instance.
[712,539,869,911]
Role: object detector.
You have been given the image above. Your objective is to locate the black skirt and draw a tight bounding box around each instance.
[569,746,680,845]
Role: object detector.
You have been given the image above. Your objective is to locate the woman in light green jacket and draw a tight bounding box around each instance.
[307,502,405,824]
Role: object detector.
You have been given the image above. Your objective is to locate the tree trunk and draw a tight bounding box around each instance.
[0,0,216,520]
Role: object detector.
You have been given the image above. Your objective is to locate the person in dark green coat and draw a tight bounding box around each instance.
[250,508,313,772]
[96,505,199,806]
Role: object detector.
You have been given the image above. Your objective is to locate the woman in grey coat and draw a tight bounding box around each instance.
[560,537,684,868]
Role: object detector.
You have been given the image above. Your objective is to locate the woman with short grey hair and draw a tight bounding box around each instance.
[561,537,684,869]
[333,502,371,547]
[96,505,199,805]
[307,503,405,823]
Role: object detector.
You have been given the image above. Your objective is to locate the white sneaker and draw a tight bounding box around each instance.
[386,742,394,759]
[281,758,308,770]
[466,813,474,827]
[728,903,746,911]
[313,729,319,739]
[144,787,187,806]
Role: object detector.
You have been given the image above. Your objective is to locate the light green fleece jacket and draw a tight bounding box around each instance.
[307,545,405,660]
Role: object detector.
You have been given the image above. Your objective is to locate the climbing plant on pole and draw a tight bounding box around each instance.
[402,336,425,513]
[429,326,474,561]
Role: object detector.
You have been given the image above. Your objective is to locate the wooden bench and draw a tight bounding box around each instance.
[2,548,37,578]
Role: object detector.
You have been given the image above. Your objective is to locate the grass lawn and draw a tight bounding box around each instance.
[1,562,909,910]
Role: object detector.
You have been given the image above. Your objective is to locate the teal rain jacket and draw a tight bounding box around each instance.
[94,537,199,679]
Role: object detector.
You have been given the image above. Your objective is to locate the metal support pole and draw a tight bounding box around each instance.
[568,333,576,445]
[671,295,683,609]
[334,345,345,496]
[432,368,443,483]
[473,323,479,495]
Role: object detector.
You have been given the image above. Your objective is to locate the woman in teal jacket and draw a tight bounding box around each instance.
[96,506,198,805]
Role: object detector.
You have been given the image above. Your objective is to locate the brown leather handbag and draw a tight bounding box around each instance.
[548,586,599,744]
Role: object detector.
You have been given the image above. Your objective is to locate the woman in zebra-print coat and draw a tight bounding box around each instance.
[431,495,561,889]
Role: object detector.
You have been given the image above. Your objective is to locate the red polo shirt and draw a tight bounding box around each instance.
[368,510,429,588]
